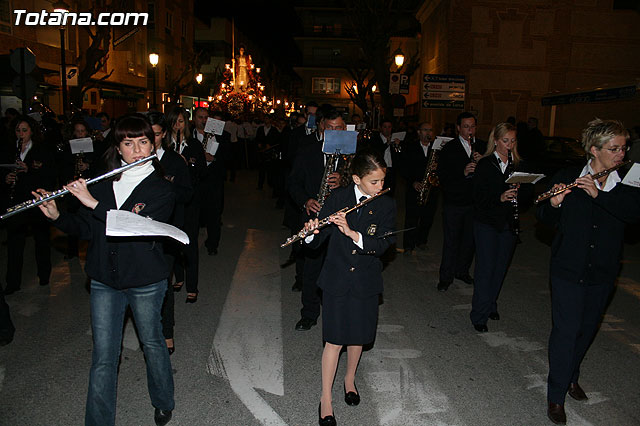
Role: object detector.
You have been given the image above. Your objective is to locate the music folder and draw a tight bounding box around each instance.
[505,172,545,184]
[69,137,94,154]
[322,130,357,154]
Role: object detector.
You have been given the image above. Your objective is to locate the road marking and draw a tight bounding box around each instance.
[479,331,544,352]
[207,229,285,426]
[362,315,461,425]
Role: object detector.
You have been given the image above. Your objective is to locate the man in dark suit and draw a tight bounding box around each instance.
[370,119,402,194]
[198,111,231,256]
[436,112,485,291]
[286,108,347,330]
[283,101,318,292]
[402,122,440,254]
[255,115,279,190]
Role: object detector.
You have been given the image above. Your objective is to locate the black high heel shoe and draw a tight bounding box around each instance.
[185,293,198,304]
[318,402,336,426]
[172,281,184,292]
[344,383,360,406]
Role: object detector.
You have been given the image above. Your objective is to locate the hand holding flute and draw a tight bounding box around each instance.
[33,178,99,220]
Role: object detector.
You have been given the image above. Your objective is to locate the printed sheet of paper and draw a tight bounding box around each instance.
[204,118,225,135]
[69,137,94,154]
[346,124,356,131]
[505,172,545,184]
[322,130,357,154]
[622,163,640,188]
[205,137,220,156]
[391,131,406,141]
[106,210,189,245]
[432,136,453,150]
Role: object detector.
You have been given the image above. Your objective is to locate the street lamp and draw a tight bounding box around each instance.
[394,48,405,68]
[195,73,203,106]
[148,53,159,110]
[53,0,70,115]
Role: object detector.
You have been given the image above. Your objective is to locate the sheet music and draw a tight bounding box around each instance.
[622,163,640,188]
[69,137,94,154]
[391,131,406,141]
[505,172,545,184]
[106,210,190,245]
[204,118,225,135]
[432,136,453,150]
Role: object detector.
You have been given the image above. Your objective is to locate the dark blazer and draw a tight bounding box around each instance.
[177,137,207,189]
[473,155,515,229]
[53,172,176,289]
[203,132,232,181]
[159,149,192,227]
[3,142,57,205]
[255,125,279,148]
[537,164,640,286]
[401,140,432,184]
[286,134,326,211]
[437,136,486,206]
[287,125,311,167]
[306,184,396,298]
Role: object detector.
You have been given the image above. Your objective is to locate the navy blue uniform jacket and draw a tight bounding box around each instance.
[306,184,396,298]
[53,171,175,289]
[537,164,640,286]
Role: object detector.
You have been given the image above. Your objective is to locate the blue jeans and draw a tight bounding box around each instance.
[85,280,174,426]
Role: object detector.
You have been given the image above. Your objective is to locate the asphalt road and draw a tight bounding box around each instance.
[1,170,639,426]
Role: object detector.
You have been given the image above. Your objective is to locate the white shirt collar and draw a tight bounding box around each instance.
[459,136,471,157]
[354,184,370,202]
[18,139,33,161]
[156,146,165,160]
[493,151,508,173]
[580,159,620,192]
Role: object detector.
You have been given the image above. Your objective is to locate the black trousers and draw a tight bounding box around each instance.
[403,187,439,250]
[0,291,15,343]
[547,276,613,404]
[201,178,224,252]
[300,244,325,321]
[5,212,51,290]
[175,201,200,294]
[470,221,516,325]
[439,203,475,283]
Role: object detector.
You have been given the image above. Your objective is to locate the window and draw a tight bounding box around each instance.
[165,12,173,35]
[165,64,172,84]
[0,0,12,34]
[312,77,341,95]
[90,92,97,105]
[147,3,154,29]
[613,0,638,9]
[181,19,186,39]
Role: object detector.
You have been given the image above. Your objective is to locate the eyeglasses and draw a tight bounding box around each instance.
[602,146,629,153]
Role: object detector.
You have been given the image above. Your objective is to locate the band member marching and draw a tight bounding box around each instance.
[303,150,396,426]
[34,115,176,426]
[537,119,640,425]
[470,122,524,332]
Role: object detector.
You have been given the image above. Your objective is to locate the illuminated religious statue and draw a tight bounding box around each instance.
[234,46,252,91]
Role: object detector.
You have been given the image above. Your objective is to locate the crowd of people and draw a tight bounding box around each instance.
[0,102,638,426]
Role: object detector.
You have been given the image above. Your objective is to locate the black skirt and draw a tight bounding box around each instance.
[322,291,379,345]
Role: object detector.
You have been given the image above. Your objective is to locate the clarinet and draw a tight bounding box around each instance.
[506,150,520,236]
[1,154,157,220]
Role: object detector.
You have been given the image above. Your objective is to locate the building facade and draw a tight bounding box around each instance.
[416,0,640,138]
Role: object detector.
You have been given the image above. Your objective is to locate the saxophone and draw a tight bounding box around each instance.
[417,146,440,206]
[316,153,341,213]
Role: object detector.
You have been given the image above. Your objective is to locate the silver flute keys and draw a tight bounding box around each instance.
[1,154,158,220]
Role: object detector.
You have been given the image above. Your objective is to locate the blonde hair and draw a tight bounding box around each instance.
[483,122,521,165]
[582,118,628,158]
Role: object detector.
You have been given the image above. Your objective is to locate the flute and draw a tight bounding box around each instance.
[280,188,390,248]
[1,154,157,220]
[534,160,630,205]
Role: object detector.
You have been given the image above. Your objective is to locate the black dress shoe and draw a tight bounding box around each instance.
[295,317,317,331]
[489,312,500,321]
[568,382,588,401]
[344,383,360,406]
[437,281,452,292]
[318,402,336,426]
[185,293,198,304]
[154,408,172,426]
[455,274,474,285]
[547,402,566,424]
[473,324,488,333]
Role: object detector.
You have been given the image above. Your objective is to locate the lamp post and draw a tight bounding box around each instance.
[149,53,159,110]
[393,48,405,69]
[195,73,203,107]
[53,0,70,115]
